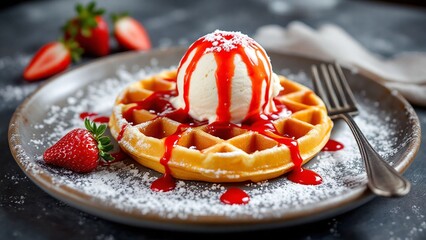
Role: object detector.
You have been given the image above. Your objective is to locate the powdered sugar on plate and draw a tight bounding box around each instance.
[9,60,415,227]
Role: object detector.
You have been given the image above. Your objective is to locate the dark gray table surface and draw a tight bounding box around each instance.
[1,0,425,239]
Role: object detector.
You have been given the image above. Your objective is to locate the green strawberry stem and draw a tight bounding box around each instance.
[59,38,83,62]
[62,1,106,39]
[111,12,129,24]
[84,118,115,161]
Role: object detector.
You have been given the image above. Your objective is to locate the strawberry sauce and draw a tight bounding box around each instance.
[150,124,187,192]
[117,124,128,142]
[220,187,250,205]
[243,114,322,185]
[121,31,326,200]
[99,150,128,166]
[178,32,273,123]
[110,150,128,162]
[322,139,344,151]
[80,112,110,123]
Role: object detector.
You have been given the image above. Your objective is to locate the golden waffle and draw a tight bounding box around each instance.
[109,70,333,182]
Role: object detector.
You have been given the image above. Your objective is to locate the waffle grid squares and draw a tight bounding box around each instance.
[109,70,333,182]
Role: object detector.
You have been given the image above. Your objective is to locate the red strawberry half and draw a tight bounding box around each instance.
[23,40,82,81]
[113,14,151,51]
[63,1,110,57]
[43,119,114,173]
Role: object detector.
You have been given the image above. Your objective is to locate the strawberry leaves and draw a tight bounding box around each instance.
[61,38,83,62]
[111,12,129,24]
[64,1,106,38]
[84,118,114,161]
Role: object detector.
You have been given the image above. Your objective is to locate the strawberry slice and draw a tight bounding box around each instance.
[43,119,114,173]
[63,1,110,57]
[113,14,151,51]
[23,40,82,81]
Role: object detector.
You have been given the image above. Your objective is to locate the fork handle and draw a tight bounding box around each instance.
[340,113,411,197]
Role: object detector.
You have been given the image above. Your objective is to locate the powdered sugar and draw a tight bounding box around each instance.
[0,84,38,107]
[0,54,37,109]
[10,61,415,228]
[203,30,255,53]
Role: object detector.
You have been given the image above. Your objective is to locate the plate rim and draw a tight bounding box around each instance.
[8,47,422,232]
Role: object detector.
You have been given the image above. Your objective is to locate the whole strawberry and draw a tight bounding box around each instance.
[63,1,110,57]
[43,119,114,173]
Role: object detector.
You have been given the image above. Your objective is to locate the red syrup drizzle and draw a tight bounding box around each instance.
[242,112,322,186]
[117,124,128,142]
[79,112,110,123]
[122,32,323,197]
[110,150,128,162]
[179,32,273,122]
[150,124,186,192]
[150,118,206,192]
[322,139,344,151]
[220,187,250,205]
[99,150,128,166]
[121,91,205,192]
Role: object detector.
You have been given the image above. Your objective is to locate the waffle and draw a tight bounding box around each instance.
[109,70,333,182]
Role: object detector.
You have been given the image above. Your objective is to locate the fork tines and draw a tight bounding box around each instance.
[311,63,358,116]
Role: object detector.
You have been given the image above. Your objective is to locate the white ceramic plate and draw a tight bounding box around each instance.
[8,48,421,232]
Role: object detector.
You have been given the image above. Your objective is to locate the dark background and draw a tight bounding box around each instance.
[0,0,425,239]
[2,0,426,9]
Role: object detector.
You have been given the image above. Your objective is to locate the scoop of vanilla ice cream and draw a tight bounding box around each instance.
[171,30,283,123]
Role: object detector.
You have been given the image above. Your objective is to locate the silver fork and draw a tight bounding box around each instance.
[311,63,411,197]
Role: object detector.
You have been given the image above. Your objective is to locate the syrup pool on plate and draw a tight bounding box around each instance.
[79,112,110,123]
[322,139,344,151]
[220,187,250,205]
